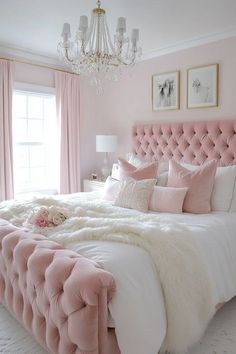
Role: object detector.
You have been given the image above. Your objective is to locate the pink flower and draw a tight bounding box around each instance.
[27,206,68,228]
[40,208,49,218]
[35,216,48,228]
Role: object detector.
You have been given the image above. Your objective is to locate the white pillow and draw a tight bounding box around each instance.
[102,176,121,201]
[180,162,236,212]
[230,188,236,212]
[126,152,149,168]
[114,178,156,212]
[111,163,119,180]
[157,171,168,187]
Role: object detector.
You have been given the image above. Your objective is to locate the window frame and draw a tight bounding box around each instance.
[13,82,58,197]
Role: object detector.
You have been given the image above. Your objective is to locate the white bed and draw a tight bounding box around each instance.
[70,214,235,353]
[1,190,236,354]
[59,192,236,354]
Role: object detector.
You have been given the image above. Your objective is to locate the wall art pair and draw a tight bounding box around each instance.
[152,63,219,111]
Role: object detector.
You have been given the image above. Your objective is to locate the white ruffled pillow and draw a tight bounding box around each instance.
[114,178,156,212]
[181,162,236,212]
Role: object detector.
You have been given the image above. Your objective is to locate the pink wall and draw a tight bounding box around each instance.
[12,37,236,182]
[80,36,236,179]
[14,62,55,87]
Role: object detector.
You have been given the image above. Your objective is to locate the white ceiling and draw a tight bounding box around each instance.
[0,0,236,64]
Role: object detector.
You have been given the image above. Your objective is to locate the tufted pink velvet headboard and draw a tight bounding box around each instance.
[132,120,236,166]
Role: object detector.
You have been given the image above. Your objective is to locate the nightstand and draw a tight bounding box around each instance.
[83,179,105,192]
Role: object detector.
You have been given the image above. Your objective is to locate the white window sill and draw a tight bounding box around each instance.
[14,189,58,199]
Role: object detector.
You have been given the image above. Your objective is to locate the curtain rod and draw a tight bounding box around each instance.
[0,55,77,75]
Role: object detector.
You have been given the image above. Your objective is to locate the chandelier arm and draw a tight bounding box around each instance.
[103,16,111,56]
[116,39,123,57]
[96,13,101,53]
[104,17,116,54]
[65,48,74,63]
[117,50,137,66]
[88,14,95,51]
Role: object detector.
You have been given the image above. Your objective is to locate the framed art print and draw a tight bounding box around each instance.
[152,71,180,111]
[187,64,219,109]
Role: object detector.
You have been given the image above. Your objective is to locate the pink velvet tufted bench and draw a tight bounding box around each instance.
[0,220,120,354]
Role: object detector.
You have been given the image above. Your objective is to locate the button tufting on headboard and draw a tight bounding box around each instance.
[132,120,236,166]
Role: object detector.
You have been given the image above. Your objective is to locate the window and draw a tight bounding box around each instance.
[13,87,59,197]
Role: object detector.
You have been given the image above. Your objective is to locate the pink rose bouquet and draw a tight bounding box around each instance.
[27,206,68,228]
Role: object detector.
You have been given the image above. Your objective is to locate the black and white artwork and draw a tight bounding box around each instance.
[187,64,218,109]
[152,71,179,111]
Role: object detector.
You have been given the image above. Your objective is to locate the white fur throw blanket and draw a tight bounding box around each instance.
[0,193,215,353]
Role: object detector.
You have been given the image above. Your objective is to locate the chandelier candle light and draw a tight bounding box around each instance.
[58,0,142,92]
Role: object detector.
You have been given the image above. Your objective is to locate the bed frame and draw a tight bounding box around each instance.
[0,222,120,354]
[0,119,236,354]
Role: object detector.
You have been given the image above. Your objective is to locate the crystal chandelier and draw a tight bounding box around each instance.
[58,0,141,92]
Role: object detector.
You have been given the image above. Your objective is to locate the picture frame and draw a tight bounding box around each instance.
[187,64,219,109]
[152,71,180,111]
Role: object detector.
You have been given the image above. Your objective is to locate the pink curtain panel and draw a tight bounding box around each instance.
[0,59,14,201]
[55,71,81,194]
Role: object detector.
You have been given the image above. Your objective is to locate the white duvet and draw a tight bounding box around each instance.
[0,192,236,354]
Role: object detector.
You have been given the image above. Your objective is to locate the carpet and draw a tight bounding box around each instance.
[0,297,236,354]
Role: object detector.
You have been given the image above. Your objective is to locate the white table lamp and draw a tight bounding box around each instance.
[96,135,117,179]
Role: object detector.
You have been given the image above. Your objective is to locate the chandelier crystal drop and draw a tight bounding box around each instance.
[58,0,142,93]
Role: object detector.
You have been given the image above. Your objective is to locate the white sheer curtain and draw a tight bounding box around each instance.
[0,59,14,201]
[55,71,81,193]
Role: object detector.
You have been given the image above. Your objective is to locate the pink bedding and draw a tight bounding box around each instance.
[0,221,120,354]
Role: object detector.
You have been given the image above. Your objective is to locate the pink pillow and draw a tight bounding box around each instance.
[167,160,217,213]
[118,158,158,181]
[149,186,188,213]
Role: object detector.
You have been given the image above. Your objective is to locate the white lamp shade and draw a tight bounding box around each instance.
[96,135,117,153]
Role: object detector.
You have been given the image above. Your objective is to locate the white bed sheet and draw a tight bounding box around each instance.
[72,241,166,354]
[68,199,236,354]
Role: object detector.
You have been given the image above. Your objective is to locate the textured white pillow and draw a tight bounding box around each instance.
[114,178,156,212]
[180,162,236,212]
[102,176,121,201]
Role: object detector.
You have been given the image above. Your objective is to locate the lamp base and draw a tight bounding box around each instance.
[101,153,111,180]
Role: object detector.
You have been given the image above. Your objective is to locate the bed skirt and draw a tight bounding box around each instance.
[0,220,120,354]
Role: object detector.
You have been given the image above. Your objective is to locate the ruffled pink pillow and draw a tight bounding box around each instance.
[118,158,158,181]
[167,160,217,214]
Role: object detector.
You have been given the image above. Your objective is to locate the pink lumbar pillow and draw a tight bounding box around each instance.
[117,157,158,181]
[149,186,188,213]
[167,159,217,213]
